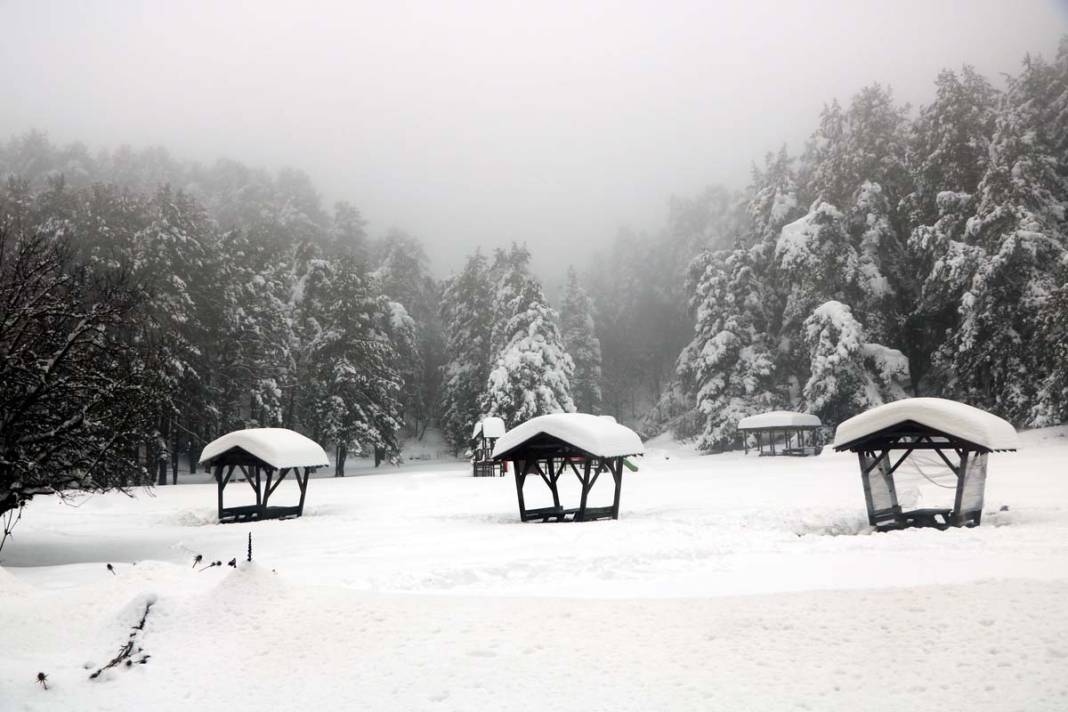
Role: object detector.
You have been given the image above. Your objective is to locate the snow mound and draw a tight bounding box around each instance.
[738,410,821,429]
[199,428,329,469]
[493,413,643,459]
[833,398,1019,451]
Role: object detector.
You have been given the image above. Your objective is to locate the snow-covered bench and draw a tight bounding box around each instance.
[832,398,1017,530]
[492,413,643,522]
[199,428,329,522]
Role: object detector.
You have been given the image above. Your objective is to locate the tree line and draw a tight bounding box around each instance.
[2,37,1065,536]
[0,138,608,537]
[0,142,451,539]
[646,39,1068,450]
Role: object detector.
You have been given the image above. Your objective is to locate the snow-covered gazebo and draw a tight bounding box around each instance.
[492,413,643,522]
[833,398,1018,530]
[199,428,329,523]
[471,416,507,477]
[737,411,822,456]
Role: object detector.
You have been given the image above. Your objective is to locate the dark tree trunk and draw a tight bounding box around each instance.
[335,444,347,477]
[156,458,168,486]
[171,427,180,485]
[189,443,199,474]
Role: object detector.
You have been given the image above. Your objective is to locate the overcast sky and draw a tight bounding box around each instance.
[2,1,1065,274]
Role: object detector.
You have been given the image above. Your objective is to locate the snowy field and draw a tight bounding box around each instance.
[3,429,1068,711]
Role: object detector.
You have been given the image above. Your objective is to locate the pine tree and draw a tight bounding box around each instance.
[903,66,999,387]
[482,278,575,424]
[775,200,857,338]
[802,301,909,424]
[904,66,999,229]
[372,230,442,435]
[676,246,783,450]
[797,85,911,346]
[559,267,602,413]
[295,256,405,472]
[488,244,534,355]
[438,251,494,453]
[133,186,211,483]
[941,47,1068,423]
[330,201,367,262]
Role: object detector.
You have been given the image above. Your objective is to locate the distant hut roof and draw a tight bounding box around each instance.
[492,413,643,460]
[833,398,1019,452]
[472,416,507,440]
[199,428,330,469]
[737,411,821,430]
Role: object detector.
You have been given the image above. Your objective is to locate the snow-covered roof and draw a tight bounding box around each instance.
[199,428,330,468]
[472,416,506,440]
[832,398,1019,452]
[492,413,643,459]
[737,411,821,430]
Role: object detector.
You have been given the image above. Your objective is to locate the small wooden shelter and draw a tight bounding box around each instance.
[833,398,1018,530]
[738,411,822,456]
[471,416,507,477]
[492,413,643,522]
[199,428,329,523]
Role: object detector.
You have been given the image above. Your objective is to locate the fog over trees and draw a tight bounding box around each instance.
[2,24,1067,522]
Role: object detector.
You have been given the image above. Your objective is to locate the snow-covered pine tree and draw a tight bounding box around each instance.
[559,267,603,413]
[796,85,911,345]
[904,66,999,230]
[488,243,534,355]
[200,227,295,435]
[939,46,1068,423]
[482,277,575,425]
[903,66,999,387]
[330,200,368,263]
[295,256,405,473]
[802,301,909,425]
[676,245,783,450]
[133,186,211,483]
[1033,263,1068,426]
[438,250,494,453]
[372,229,442,435]
[775,200,857,338]
[748,146,803,248]
[665,153,800,447]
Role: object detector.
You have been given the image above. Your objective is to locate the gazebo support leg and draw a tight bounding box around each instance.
[952,451,970,526]
[610,458,623,519]
[217,464,235,521]
[549,460,562,511]
[215,464,224,520]
[576,459,592,522]
[262,467,274,516]
[297,467,309,515]
[513,460,529,521]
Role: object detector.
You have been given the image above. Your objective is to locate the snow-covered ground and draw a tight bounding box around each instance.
[3,428,1068,711]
